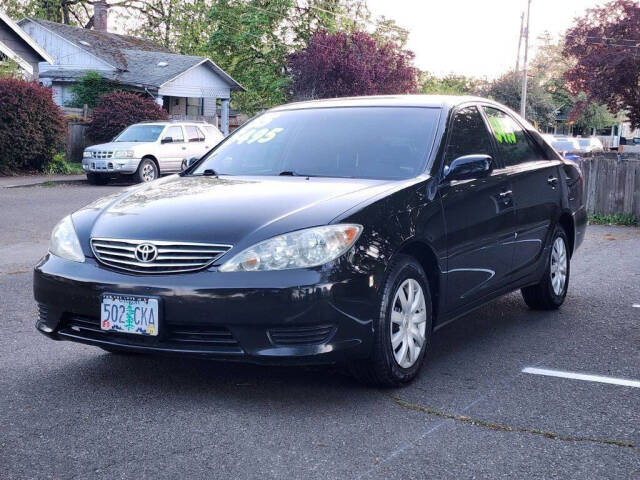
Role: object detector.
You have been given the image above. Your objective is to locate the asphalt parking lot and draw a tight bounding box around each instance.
[1,181,639,480]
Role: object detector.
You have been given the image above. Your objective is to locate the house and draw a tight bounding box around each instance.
[0,9,53,79]
[17,7,244,135]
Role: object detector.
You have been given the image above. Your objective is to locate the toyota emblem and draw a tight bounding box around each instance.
[135,243,158,263]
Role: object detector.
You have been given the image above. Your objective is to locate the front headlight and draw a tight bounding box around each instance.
[49,215,85,263]
[114,150,134,158]
[219,224,362,272]
[83,151,92,158]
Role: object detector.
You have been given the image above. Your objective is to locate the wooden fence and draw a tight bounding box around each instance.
[582,154,640,219]
[67,122,90,162]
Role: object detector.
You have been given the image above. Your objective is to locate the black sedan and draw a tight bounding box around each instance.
[34,95,586,386]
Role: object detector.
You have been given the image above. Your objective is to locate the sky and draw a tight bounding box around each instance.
[367,0,606,78]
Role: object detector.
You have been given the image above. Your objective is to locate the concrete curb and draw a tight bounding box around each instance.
[0,174,86,188]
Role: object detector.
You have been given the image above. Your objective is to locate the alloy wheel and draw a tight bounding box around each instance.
[142,162,156,182]
[390,278,427,368]
[550,236,567,295]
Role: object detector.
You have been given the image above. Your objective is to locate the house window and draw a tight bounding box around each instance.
[186,97,203,116]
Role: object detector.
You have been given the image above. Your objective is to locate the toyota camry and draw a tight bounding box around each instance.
[34,95,586,386]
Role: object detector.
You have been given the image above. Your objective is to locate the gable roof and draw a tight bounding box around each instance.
[0,10,53,66]
[20,17,244,91]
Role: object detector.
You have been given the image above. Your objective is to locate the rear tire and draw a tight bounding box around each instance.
[136,158,158,183]
[348,255,433,387]
[86,173,109,185]
[521,225,570,310]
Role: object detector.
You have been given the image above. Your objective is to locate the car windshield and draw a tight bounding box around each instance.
[114,125,165,142]
[191,107,440,180]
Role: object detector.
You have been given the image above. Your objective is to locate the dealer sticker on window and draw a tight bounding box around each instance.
[100,294,159,336]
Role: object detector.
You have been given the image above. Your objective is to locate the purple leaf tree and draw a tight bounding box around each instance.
[288,29,419,99]
[563,0,640,128]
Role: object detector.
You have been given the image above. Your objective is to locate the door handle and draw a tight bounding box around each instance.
[499,190,512,198]
[547,176,558,187]
[181,146,187,150]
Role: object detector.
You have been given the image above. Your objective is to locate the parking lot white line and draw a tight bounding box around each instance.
[632,303,640,308]
[522,367,640,388]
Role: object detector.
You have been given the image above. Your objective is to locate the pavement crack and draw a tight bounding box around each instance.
[391,394,635,449]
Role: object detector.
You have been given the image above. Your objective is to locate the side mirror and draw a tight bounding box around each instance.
[161,137,173,144]
[181,157,199,171]
[444,154,493,181]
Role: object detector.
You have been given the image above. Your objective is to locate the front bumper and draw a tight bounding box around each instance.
[82,158,141,174]
[33,254,377,364]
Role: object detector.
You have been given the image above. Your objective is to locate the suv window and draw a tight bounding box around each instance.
[483,107,542,166]
[196,127,206,141]
[165,126,184,143]
[444,106,493,166]
[186,126,202,142]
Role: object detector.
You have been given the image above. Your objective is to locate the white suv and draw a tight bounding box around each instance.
[82,121,224,184]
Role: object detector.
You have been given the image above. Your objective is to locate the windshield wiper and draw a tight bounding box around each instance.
[278,171,320,177]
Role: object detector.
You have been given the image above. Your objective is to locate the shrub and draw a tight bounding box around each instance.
[0,78,66,173]
[88,91,168,143]
[43,152,83,175]
[68,71,117,108]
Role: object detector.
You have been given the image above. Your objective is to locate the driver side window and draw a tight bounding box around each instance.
[444,106,493,167]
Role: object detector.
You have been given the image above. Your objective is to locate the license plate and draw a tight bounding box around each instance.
[95,160,106,169]
[100,294,159,336]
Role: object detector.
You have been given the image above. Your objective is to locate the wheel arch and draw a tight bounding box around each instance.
[394,240,441,324]
[557,211,575,257]
[141,154,160,174]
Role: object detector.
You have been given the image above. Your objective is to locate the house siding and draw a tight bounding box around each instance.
[159,63,230,99]
[21,20,113,73]
[0,22,41,75]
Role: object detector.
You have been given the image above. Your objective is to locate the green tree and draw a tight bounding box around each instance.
[124,0,403,114]
[0,56,21,79]
[530,33,617,130]
[420,72,487,96]
[3,0,137,27]
[484,71,556,128]
[68,71,117,108]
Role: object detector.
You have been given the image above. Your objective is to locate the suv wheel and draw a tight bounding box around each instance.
[348,255,433,387]
[136,158,158,183]
[86,173,109,185]
[521,225,570,310]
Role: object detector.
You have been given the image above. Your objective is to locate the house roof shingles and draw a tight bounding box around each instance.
[23,18,244,91]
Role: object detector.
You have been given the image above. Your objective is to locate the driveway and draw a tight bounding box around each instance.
[1,181,639,479]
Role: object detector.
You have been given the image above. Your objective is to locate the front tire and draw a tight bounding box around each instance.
[521,226,570,310]
[349,255,433,387]
[136,158,158,183]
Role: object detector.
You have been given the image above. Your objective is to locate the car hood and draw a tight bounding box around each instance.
[73,174,401,254]
[85,142,146,152]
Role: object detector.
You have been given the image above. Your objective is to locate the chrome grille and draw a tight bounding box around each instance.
[90,151,113,159]
[91,238,232,274]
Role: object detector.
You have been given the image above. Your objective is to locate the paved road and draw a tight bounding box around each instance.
[1,181,639,480]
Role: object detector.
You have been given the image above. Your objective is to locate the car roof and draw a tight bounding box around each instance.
[269,94,504,112]
[135,121,215,127]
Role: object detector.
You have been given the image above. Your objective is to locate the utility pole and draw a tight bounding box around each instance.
[520,0,531,118]
[515,11,524,72]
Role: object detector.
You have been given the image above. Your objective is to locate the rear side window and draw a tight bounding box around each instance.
[185,126,202,142]
[444,106,493,166]
[483,107,543,166]
[164,126,184,143]
[196,127,206,141]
